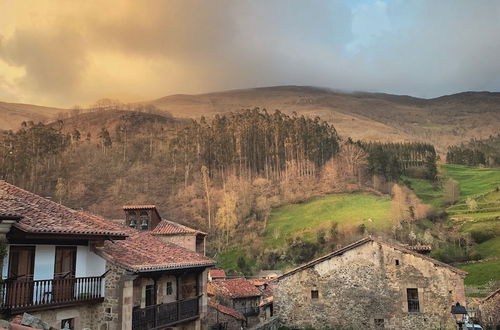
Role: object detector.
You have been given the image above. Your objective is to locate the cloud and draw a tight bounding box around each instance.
[0,0,500,106]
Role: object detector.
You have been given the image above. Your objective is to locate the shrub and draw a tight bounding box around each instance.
[470,229,496,244]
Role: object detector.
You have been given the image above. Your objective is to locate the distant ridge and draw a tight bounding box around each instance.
[1,86,500,151]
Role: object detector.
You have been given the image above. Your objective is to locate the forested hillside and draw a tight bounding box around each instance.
[0,108,436,257]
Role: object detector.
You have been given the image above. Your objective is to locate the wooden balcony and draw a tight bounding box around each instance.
[132,296,200,330]
[0,276,104,313]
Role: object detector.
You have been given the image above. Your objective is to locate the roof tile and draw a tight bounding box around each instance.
[151,219,206,236]
[0,181,127,237]
[209,278,262,298]
[208,300,246,321]
[98,228,215,272]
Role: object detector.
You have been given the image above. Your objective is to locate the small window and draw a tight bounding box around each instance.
[374,319,384,329]
[311,290,319,299]
[166,282,173,295]
[407,288,420,312]
[395,259,399,266]
[61,318,74,330]
[145,285,155,306]
[139,211,149,230]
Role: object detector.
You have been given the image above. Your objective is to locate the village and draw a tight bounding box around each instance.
[0,181,498,330]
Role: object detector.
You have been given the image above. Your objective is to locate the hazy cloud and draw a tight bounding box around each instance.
[0,0,499,106]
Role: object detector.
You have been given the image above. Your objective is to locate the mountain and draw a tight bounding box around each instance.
[147,86,500,152]
[0,101,65,131]
[2,86,500,152]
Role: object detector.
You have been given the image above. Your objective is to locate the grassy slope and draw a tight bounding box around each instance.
[409,165,500,287]
[264,193,392,248]
[216,193,392,273]
[443,164,500,200]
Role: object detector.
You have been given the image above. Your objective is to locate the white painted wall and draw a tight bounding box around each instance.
[75,245,106,278]
[3,244,106,280]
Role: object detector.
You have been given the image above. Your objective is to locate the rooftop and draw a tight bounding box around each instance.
[151,219,206,236]
[97,229,215,272]
[209,269,226,278]
[208,300,246,321]
[208,278,262,299]
[122,204,157,210]
[271,236,467,282]
[0,181,127,238]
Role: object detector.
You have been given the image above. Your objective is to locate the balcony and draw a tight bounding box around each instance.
[0,276,104,313]
[132,296,200,330]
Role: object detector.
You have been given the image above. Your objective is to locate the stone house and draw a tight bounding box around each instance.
[0,181,216,330]
[207,300,246,329]
[0,180,128,329]
[479,288,499,329]
[97,228,215,330]
[208,278,262,327]
[271,236,467,330]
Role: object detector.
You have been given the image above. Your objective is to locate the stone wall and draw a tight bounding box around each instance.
[156,234,196,252]
[206,305,245,330]
[479,291,500,329]
[30,305,100,330]
[96,262,127,330]
[248,317,281,330]
[274,241,466,330]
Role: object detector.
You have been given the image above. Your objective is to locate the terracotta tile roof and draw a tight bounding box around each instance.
[209,300,246,321]
[151,219,206,236]
[97,229,215,272]
[123,204,157,210]
[0,181,127,238]
[207,282,217,296]
[209,278,262,299]
[271,236,467,283]
[209,269,226,278]
[248,279,267,286]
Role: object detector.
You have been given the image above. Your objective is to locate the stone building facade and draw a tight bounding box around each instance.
[271,237,467,330]
[207,301,246,330]
[479,288,500,329]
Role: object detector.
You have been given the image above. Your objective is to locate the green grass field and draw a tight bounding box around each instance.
[264,193,392,248]
[442,164,500,200]
[405,165,500,289]
[215,247,256,274]
[403,176,444,208]
[458,261,500,286]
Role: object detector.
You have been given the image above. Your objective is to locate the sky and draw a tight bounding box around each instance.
[1,0,500,107]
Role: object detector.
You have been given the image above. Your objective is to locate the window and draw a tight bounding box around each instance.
[166,282,173,295]
[374,319,384,329]
[395,259,399,266]
[61,318,74,330]
[311,290,319,299]
[145,285,155,306]
[140,211,149,230]
[407,288,420,312]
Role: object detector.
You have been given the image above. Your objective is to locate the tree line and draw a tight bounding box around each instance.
[446,134,500,167]
[360,141,437,180]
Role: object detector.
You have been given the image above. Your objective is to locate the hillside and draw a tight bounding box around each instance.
[0,101,65,131]
[148,87,500,151]
[2,87,500,152]
[409,165,500,290]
